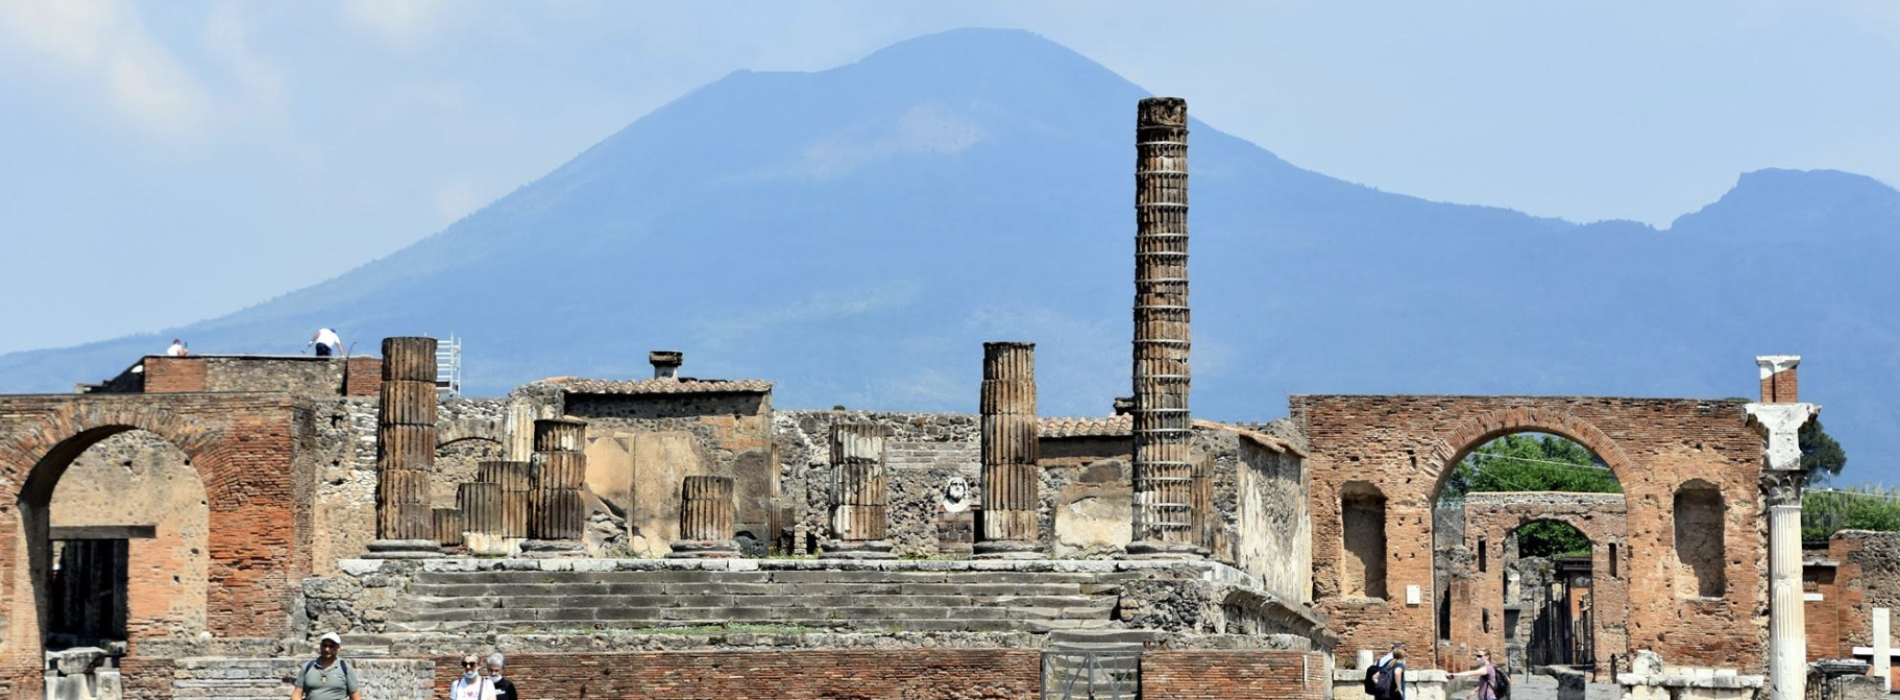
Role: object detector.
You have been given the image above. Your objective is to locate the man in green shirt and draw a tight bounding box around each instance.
[291,633,360,700]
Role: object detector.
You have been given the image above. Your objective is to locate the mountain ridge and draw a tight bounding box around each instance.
[4,28,1897,483]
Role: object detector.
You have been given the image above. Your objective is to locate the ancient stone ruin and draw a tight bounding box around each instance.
[0,97,1892,700]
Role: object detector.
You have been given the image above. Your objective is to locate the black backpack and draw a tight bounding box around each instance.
[1363,662,1383,696]
[1490,667,1511,700]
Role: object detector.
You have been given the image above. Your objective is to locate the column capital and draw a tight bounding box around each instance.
[1745,402,1820,471]
[1761,470,1806,508]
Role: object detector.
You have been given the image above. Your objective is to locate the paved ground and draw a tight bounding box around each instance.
[1452,672,1620,700]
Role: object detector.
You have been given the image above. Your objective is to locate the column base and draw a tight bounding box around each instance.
[666,539,741,558]
[463,534,525,557]
[822,540,897,559]
[518,539,586,558]
[971,540,1047,560]
[364,539,443,559]
[1124,541,1207,560]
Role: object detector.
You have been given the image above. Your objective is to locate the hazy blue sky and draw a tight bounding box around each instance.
[2,1,1896,354]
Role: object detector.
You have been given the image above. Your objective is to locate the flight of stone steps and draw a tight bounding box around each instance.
[385,567,1124,635]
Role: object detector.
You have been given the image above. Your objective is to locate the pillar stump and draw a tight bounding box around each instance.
[826,423,895,558]
[523,418,587,557]
[668,476,739,558]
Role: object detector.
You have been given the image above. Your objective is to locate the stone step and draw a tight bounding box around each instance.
[393,602,1114,625]
[412,569,1107,585]
[385,617,1070,634]
[409,592,1104,611]
[406,581,1093,598]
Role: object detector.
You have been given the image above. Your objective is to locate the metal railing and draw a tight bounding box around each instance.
[1041,650,1141,700]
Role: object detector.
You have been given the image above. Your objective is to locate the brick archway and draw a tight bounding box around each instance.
[1451,493,1630,676]
[0,394,317,694]
[1293,395,1764,672]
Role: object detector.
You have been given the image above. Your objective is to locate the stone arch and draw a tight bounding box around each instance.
[436,418,504,447]
[433,433,505,509]
[1423,407,1636,501]
[0,395,311,681]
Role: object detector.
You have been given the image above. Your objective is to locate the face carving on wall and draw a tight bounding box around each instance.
[941,476,971,513]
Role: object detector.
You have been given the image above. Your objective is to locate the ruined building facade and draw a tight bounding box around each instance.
[0,97,1892,700]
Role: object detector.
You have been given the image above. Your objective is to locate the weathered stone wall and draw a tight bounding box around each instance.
[312,398,378,574]
[1141,649,1329,700]
[775,410,978,556]
[135,356,383,397]
[1817,530,1900,656]
[1293,395,1766,671]
[48,431,209,640]
[1237,435,1311,604]
[432,399,509,509]
[433,650,1039,699]
[564,392,775,556]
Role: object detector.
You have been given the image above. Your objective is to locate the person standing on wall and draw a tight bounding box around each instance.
[308,328,342,357]
[291,633,360,700]
[485,653,516,700]
[451,654,497,700]
[166,339,189,357]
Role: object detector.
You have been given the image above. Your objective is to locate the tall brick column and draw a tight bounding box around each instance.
[1745,355,1819,700]
[1128,97,1205,559]
[525,418,587,555]
[669,476,739,558]
[827,423,895,558]
[368,336,442,558]
[974,341,1044,559]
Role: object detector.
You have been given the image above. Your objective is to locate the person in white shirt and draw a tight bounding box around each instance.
[450,654,497,700]
[308,328,342,357]
[166,339,188,357]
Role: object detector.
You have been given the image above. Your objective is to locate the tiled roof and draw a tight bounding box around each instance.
[1035,415,1301,456]
[1038,415,1133,439]
[550,377,774,395]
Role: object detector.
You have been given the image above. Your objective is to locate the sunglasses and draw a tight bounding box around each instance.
[463,662,478,668]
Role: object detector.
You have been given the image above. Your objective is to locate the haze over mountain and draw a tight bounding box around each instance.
[5,28,1897,484]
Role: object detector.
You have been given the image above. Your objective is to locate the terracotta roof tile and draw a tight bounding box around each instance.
[552,377,773,395]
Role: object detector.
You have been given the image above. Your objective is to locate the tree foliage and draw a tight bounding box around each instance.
[1443,434,1620,559]
[1802,486,1900,541]
[1800,419,1848,482]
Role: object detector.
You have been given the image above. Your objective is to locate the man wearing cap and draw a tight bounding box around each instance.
[292,633,360,700]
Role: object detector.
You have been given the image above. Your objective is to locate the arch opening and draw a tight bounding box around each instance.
[1433,431,1624,677]
[26,427,210,652]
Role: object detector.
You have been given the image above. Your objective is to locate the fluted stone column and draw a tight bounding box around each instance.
[974,341,1043,559]
[368,336,442,558]
[1128,97,1205,559]
[432,508,463,547]
[826,423,895,558]
[1745,355,1819,700]
[479,460,532,539]
[524,418,587,555]
[669,476,739,558]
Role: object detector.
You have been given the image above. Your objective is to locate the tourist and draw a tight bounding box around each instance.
[166,339,188,357]
[308,328,342,357]
[291,633,360,700]
[1449,649,1499,700]
[1379,648,1408,700]
[450,654,497,700]
[485,653,516,700]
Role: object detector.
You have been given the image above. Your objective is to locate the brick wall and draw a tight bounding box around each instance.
[432,650,1040,699]
[1140,650,1328,700]
[1455,493,1629,672]
[344,357,383,397]
[0,394,316,679]
[1294,395,1766,671]
[142,358,206,392]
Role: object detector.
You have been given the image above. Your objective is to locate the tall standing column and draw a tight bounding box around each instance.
[1745,355,1819,700]
[974,341,1043,559]
[368,336,442,558]
[525,418,587,555]
[1129,97,1204,559]
[826,423,895,558]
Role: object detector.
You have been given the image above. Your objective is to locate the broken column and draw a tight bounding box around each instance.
[368,336,442,558]
[1745,355,1820,700]
[974,341,1044,559]
[826,423,895,558]
[669,476,739,558]
[524,418,587,555]
[1128,97,1204,559]
[480,460,532,541]
[432,508,463,548]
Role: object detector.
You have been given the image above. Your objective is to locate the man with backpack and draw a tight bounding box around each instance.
[291,633,360,700]
[1364,642,1406,700]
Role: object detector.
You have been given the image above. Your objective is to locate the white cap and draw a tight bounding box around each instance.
[319,632,342,646]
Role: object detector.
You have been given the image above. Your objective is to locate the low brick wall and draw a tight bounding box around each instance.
[431,650,1041,700]
[1142,650,1329,700]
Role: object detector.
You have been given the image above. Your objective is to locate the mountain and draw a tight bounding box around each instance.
[5,28,1898,484]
